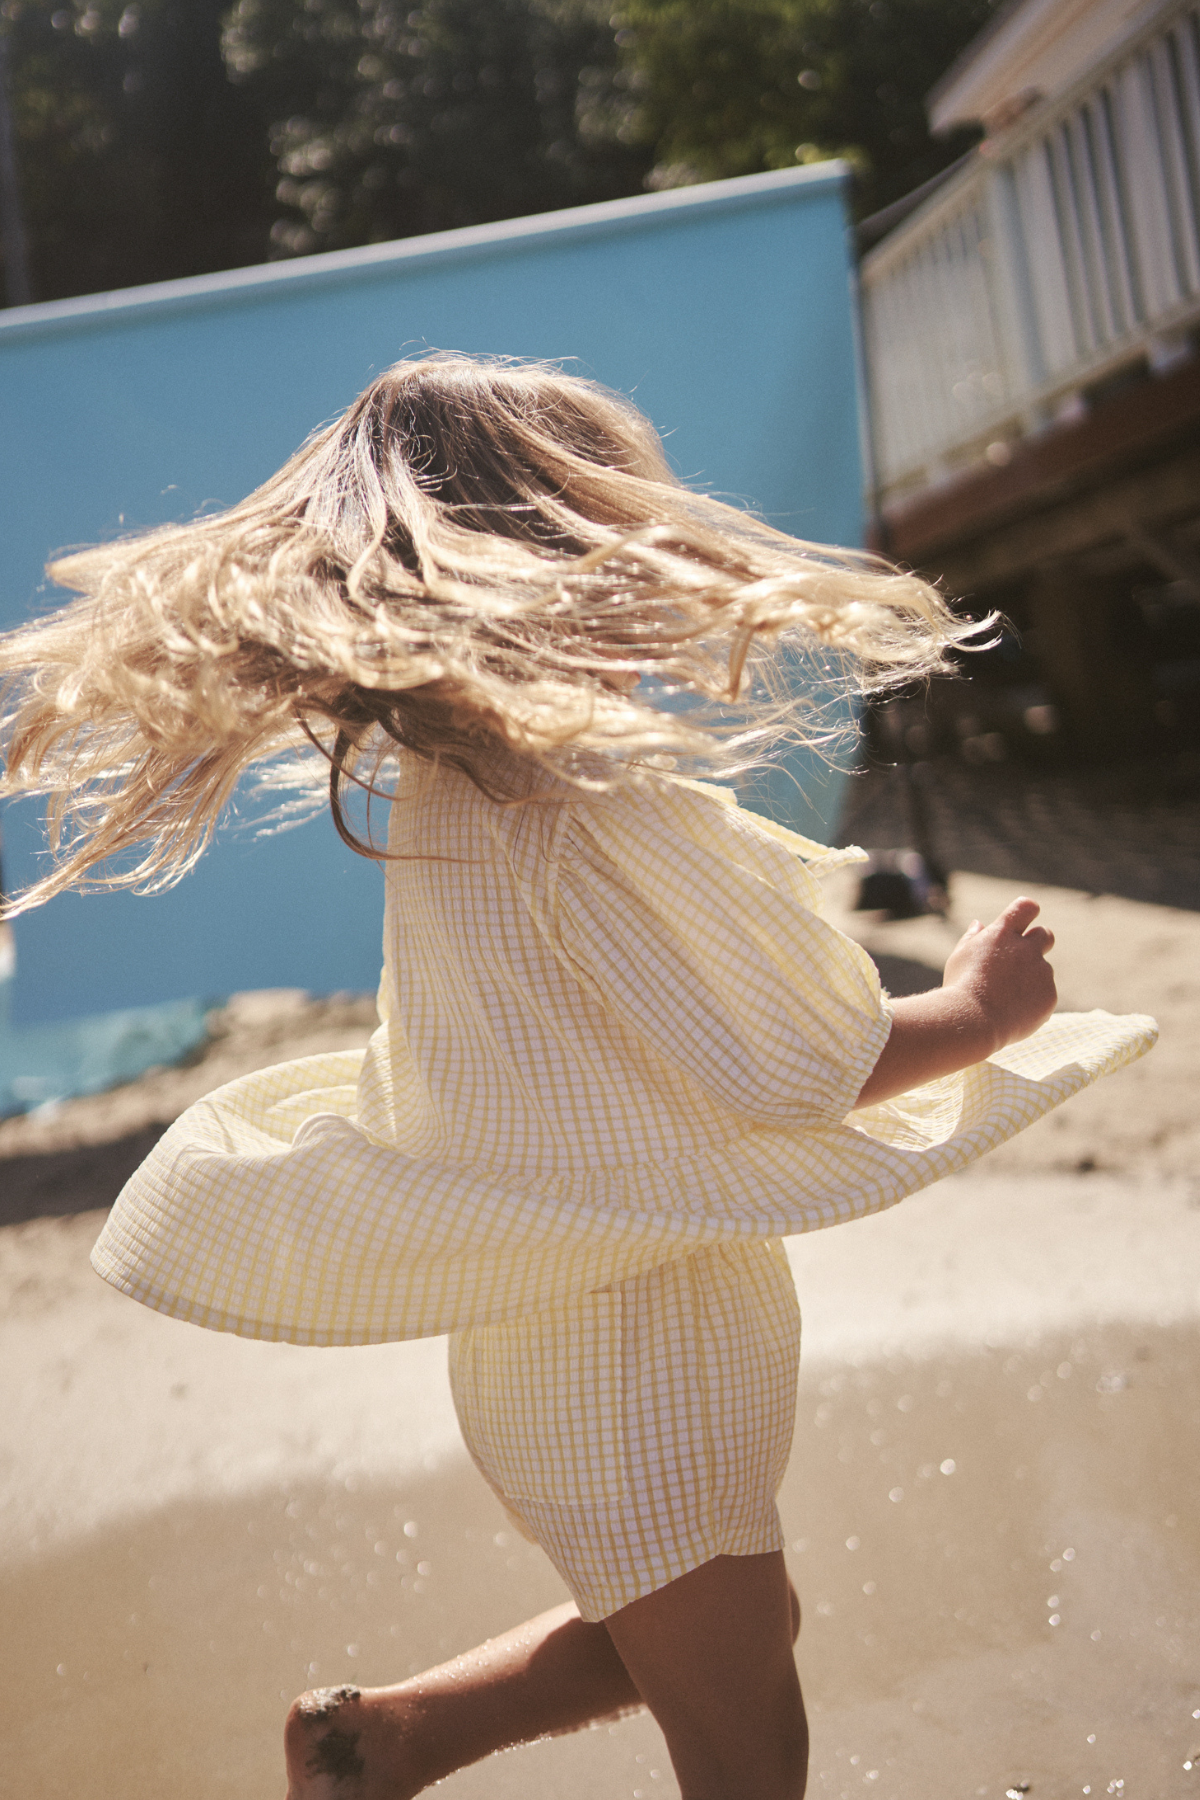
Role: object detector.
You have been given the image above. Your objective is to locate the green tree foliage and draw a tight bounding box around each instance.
[229,0,996,259]
[221,0,652,257]
[614,0,997,219]
[0,0,276,303]
[0,0,997,304]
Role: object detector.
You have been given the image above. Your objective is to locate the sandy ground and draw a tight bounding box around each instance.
[2,868,1198,1797]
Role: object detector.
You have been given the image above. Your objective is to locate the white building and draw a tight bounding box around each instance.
[859,0,1200,759]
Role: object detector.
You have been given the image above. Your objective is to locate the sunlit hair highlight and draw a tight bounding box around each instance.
[0,351,986,914]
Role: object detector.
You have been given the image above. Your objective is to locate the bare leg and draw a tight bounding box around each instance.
[284,1601,642,1799]
[285,1560,803,1800]
[604,1552,807,1800]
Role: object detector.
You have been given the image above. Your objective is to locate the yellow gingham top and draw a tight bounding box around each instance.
[92,759,1157,1346]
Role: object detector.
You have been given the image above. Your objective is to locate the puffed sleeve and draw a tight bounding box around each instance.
[550,779,894,1128]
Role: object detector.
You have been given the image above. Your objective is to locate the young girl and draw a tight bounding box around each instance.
[0,354,1153,1800]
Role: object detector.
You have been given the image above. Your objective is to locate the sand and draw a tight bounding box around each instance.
[824,870,1200,1183]
[2,870,1198,1798]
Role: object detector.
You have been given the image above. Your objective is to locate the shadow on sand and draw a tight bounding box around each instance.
[841,754,1200,913]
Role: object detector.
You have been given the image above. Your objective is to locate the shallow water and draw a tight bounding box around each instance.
[3,1179,1199,1797]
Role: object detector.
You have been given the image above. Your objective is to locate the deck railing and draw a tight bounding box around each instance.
[860,0,1200,510]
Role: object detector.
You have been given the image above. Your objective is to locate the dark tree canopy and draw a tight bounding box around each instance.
[220,0,652,256]
[0,0,277,302]
[1,0,998,304]
[614,0,996,219]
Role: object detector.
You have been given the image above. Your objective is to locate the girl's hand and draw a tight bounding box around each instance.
[854,897,1057,1109]
[941,897,1057,1055]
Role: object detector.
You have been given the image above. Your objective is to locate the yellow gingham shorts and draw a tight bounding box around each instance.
[448,1238,801,1621]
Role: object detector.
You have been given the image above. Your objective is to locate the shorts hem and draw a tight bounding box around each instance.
[550,1512,787,1623]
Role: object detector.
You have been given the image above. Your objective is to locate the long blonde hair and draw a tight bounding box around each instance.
[0,352,980,915]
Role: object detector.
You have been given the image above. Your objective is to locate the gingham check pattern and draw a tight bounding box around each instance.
[449,1237,801,1618]
[94,761,1156,1352]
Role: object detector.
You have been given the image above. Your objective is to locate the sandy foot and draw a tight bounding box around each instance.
[285,1685,428,1800]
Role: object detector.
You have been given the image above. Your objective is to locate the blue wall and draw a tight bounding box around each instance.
[0,165,864,1023]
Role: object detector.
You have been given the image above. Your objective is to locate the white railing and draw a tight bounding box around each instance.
[860,0,1200,509]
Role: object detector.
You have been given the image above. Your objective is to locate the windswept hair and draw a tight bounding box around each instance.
[0,351,983,915]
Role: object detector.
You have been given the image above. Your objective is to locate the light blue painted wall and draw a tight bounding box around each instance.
[0,165,864,1023]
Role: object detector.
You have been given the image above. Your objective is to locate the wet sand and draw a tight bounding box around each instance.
[2,872,1198,1797]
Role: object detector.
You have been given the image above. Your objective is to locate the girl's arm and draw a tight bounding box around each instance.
[854,897,1057,1109]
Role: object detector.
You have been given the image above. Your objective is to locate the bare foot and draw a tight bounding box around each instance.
[284,1684,429,1800]
[283,1599,644,1795]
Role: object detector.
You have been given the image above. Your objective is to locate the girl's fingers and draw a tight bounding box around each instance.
[1000,896,1041,933]
[951,901,1054,964]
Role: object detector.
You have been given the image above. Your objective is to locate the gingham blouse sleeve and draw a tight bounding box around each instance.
[550,781,894,1127]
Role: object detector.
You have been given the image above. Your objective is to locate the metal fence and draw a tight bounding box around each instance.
[861,0,1200,508]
